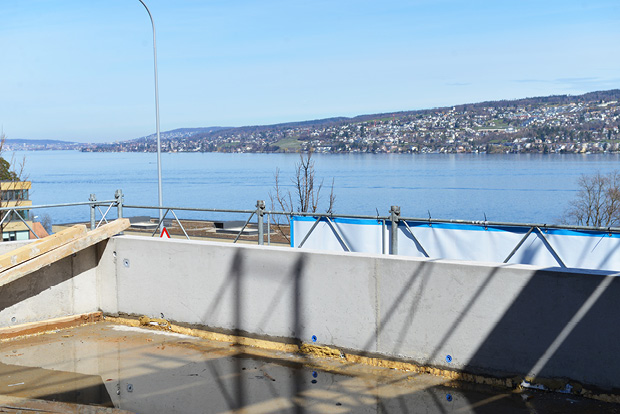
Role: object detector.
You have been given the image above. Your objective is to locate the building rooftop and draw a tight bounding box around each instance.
[1,217,620,413]
[1,320,618,414]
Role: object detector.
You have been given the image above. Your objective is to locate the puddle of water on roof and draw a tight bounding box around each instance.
[0,322,617,414]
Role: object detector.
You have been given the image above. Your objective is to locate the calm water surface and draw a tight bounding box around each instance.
[16,150,620,225]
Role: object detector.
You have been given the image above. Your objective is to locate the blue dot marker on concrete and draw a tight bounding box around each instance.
[446,354,452,363]
[312,371,318,378]
[446,394,453,402]
[311,335,317,342]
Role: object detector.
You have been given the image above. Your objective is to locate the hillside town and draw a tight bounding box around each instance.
[23,90,620,154]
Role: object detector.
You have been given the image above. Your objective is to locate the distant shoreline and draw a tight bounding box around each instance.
[7,148,619,156]
[7,89,620,155]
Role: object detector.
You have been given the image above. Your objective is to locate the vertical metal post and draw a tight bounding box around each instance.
[267,213,271,246]
[115,189,124,235]
[256,200,265,245]
[390,205,400,255]
[89,194,96,230]
[115,189,124,219]
[381,219,386,254]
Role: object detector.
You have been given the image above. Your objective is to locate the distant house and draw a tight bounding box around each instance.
[29,221,49,239]
[0,181,33,241]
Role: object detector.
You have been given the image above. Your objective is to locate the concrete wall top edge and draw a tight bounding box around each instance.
[114,235,619,278]
[0,240,33,255]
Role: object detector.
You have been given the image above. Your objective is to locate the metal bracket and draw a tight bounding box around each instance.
[534,227,567,268]
[402,220,429,257]
[325,217,351,252]
[151,209,171,237]
[503,227,534,263]
[96,202,114,229]
[170,210,190,240]
[297,217,323,248]
[503,226,566,267]
[233,212,255,243]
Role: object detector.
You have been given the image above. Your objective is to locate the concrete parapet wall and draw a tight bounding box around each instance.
[0,242,104,328]
[104,236,620,392]
[0,240,32,255]
[1,234,617,393]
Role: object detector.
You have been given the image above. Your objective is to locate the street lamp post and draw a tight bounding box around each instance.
[137,0,163,229]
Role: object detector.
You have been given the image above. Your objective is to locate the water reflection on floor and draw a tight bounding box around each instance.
[0,322,617,414]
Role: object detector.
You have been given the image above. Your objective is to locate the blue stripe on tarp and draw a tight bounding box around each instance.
[291,216,382,225]
[290,216,620,246]
[541,228,620,238]
[405,222,527,233]
[406,222,620,238]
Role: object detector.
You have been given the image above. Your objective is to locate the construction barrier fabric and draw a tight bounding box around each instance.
[291,216,620,271]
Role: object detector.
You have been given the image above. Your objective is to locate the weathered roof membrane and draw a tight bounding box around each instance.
[1,320,619,414]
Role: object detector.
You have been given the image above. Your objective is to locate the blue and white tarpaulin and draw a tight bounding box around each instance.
[291,216,620,271]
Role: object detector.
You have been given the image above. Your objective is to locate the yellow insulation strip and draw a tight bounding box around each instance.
[104,316,620,404]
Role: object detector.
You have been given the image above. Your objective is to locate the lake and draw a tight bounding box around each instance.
[13,150,620,226]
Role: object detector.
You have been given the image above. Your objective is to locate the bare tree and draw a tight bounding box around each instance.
[0,134,25,181]
[35,213,53,235]
[269,151,336,241]
[562,171,620,227]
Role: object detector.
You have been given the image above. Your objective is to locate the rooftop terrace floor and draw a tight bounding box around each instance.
[0,321,617,414]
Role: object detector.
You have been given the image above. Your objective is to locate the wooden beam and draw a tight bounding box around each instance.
[0,219,130,288]
[0,224,87,272]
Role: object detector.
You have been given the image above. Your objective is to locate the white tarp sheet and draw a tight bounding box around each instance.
[291,216,620,271]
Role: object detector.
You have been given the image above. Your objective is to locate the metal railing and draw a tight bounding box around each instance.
[0,198,116,240]
[119,197,620,269]
[4,188,620,269]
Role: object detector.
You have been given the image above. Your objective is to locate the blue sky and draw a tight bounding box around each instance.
[1,0,618,142]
